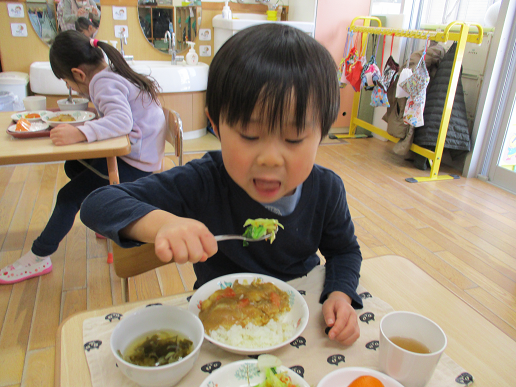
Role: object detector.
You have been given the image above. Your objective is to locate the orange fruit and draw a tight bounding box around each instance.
[348,375,385,387]
[15,118,31,132]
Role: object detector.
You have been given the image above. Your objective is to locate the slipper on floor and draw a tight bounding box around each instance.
[0,257,52,284]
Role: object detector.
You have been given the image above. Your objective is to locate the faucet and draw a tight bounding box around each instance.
[119,35,127,57]
[164,30,180,65]
[118,35,134,61]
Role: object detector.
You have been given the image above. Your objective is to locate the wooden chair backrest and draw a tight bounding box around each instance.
[162,107,183,168]
[113,107,182,300]
[112,242,171,279]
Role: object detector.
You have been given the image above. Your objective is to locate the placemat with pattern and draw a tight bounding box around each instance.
[83,266,474,386]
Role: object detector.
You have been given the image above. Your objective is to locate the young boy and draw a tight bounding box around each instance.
[81,24,363,346]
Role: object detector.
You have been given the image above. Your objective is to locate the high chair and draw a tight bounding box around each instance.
[108,108,183,301]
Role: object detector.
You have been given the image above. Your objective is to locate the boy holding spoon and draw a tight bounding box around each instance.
[81,24,363,346]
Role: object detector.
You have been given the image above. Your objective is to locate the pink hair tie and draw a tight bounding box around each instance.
[90,38,99,48]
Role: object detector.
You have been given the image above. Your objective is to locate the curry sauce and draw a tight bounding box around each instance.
[199,280,290,334]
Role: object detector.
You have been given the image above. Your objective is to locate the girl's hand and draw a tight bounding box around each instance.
[154,218,218,265]
[322,291,360,346]
[50,124,87,146]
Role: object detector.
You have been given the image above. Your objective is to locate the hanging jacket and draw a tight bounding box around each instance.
[413,42,471,152]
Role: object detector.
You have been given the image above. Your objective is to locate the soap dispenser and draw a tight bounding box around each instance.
[222,0,232,19]
[185,42,199,65]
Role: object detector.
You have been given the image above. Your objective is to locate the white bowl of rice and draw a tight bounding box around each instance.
[188,273,309,355]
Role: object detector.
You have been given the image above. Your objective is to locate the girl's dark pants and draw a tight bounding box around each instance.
[31,158,150,257]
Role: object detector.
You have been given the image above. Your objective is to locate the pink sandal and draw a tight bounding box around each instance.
[0,257,53,285]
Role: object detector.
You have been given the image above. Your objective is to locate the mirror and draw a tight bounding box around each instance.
[27,0,101,45]
[137,0,201,55]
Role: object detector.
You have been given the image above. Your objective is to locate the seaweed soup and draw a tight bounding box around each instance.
[119,330,193,367]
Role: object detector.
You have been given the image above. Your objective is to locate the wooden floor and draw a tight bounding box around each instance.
[0,136,515,386]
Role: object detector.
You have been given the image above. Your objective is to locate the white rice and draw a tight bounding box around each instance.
[209,317,296,348]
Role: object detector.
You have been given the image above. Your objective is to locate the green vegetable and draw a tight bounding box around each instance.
[242,218,284,246]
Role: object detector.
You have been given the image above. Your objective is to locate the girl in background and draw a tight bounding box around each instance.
[0,30,166,284]
[75,16,98,38]
[57,0,100,32]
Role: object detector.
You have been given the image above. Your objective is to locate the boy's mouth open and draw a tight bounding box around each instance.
[254,178,281,197]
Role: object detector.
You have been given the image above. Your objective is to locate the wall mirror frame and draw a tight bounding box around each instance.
[27,0,102,45]
[137,0,201,55]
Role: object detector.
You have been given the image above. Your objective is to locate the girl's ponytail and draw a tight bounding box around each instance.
[96,40,160,104]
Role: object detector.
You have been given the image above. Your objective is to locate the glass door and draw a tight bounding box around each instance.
[484,5,516,195]
[488,78,516,194]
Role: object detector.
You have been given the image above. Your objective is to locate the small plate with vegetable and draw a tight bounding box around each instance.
[199,355,310,387]
[11,111,52,122]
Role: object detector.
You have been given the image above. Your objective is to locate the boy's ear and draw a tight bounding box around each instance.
[71,68,87,83]
[205,108,220,139]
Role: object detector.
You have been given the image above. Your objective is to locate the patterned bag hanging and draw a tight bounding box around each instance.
[370,35,390,107]
[346,32,364,92]
[338,29,353,88]
[400,36,430,104]
[381,34,400,91]
[371,85,390,107]
[402,36,431,127]
[361,34,382,91]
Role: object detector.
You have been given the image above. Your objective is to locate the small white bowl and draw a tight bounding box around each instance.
[188,273,309,355]
[57,97,89,111]
[110,305,204,387]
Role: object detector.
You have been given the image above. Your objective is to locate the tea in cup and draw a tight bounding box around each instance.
[379,311,447,387]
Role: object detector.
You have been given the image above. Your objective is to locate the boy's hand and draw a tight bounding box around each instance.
[50,124,87,146]
[154,218,218,265]
[322,291,360,346]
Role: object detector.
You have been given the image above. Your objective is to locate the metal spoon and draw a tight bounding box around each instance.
[67,87,74,104]
[214,233,272,242]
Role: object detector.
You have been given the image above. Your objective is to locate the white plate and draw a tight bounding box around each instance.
[11,111,52,122]
[317,367,405,387]
[40,110,95,127]
[188,273,309,355]
[8,122,50,132]
[199,359,310,387]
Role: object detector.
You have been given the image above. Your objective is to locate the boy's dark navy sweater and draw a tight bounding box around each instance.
[81,151,363,308]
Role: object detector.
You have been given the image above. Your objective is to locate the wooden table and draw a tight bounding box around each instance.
[55,255,516,386]
[0,111,131,184]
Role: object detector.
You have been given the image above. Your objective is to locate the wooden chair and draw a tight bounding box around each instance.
[161,107,183,168]
[111,108,183,302]
[113,243,174,302]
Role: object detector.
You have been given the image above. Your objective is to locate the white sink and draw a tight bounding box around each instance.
[30,61,209,95]
[212,13,315,53]
[129,61,209,93]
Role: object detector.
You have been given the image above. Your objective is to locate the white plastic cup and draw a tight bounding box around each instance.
[379,311,447,387]
[23,96,46,111]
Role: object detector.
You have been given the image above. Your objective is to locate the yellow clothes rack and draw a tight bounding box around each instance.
[334,16,483,182]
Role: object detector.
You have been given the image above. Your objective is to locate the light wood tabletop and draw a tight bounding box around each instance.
[0,111,131,184]
[55,255,516,386]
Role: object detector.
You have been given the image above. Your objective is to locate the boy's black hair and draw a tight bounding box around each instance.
[206,24,340,137]
[49,30,160,104]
